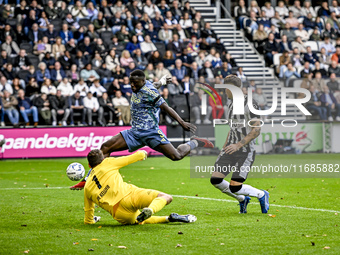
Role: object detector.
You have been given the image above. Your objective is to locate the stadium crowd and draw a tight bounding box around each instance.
[0,0,240,127]
[235,0,340,121]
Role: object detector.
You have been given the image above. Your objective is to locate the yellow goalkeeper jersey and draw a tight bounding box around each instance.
[84,151,146,224]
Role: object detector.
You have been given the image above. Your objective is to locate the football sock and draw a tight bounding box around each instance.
[148,197,167,214]
[186,140,198,150]
[233,184,265,198]
[213,180,245,202]
[143,216,169,224]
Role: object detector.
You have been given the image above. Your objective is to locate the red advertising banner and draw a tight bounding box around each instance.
[0,126,166,159]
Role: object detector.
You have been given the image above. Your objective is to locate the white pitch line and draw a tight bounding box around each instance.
[0,187,339,214]
[172,195,340,214]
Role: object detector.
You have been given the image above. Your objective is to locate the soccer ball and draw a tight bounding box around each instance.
[66,162,85,181]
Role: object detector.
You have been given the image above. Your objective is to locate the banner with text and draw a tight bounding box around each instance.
[0,126,166,159]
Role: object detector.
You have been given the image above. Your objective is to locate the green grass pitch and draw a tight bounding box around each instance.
[0,154,340,254]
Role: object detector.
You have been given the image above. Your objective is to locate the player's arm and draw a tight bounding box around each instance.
[224,119,261,154]
[110,150,148,169]
[160,102,197,133]
[84,192,97,224]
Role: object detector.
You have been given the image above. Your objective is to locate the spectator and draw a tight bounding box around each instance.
[275,0,289,17]
[42,52,56,70]
[1,35,20,58]
[322,22,337,40]
[170,0,182,21]
[120,50,134,67]
[182,75,194,94]
[28,23,43,45]
[278,51,292,78]
[2,90,19,127]
[253,87,268,120]
[73,78,88,97]
[215,61,232,79]
[263,33,279,66]
[88,79,106,98]
[120,76,133,99]
[83,91,104,126]
[80,63,100,83]
[167,34,184,57]
[147,23,160,43]
[133,22,145,43]
[188,62,200,82]
[111,0,126,19]
[303,13,317,30]
[304,46,319,68]
[168,76,183,96]
[151,11,164,32]
[112,65,125,83]
[43,24,58,45]
[69,91,86,126]
[258,10,271,30]
[128,0,142,20]
[302,0,317,17]
[148,50,163,67]
[253,24,268,47]
[283,62,301,82]
[13,49,30,71]
[186,36,200,57]
[143,0,160,19]
[71,0,88,21]
[25,78,39,97]
[66,64,80,85]
[93,12,108,33]
[180,48,193,68]
[0,76,13,95]
[159,0,169,17]
[173,23,190,42]
[34,93,51,124]
[291,36,307,54]
[305,85,327,120]
[163,50,175,69]
[330,0,340,17]
[112,90,130,126]
[158,23,172,44]
[41,78,56,96]
[106,79,121,98]
[199,61,215,83]
[50,89,70,126]
[182,1,196,18]
[105,49,120,71]
[285,11,299,29]
[262,1,275,18]
[33,36,52,60]
[36,62,51,85]
[289,0,304,17]
[327,73,340,92]
[300,61,312,77]
[326,11,340,29]
[295,24,309,42]
[237,67,247,84]
[57,78,73,97]
[140,35,157,55]
[17,89,38,127]
[271,11,286,28]
[320,37,336,56]
[179,12,193,30]
[328,61,340,76]
[281,23,296,42]
[331,46,340,64]
[320,86,340,121]
[78,36,95,56]
[59,51,73,71]
[189,22,201,40]
[98,92,119,125]
[51,62,66,85]
[312,72,326,92]
[279,35,293,53]
[155,62,171,80]
[171,59,187,82]
[312,62,327,78]
[309,28,321,41]
[248,0,261,17]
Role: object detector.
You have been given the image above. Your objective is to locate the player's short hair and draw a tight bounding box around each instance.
[224,74,242,88]
[130,70,145,79]
[87,149,104,168]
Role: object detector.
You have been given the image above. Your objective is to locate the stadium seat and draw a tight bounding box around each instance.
[154,42,166,57]
[27,55,39,68]
[79,19,91,28]
[20,43,33,54]
[273,53,282,67]
[17,70,30,81]
[100,31,113,45]
[305,41,319,52]
[50,18,62,32]
[6,18,17,27]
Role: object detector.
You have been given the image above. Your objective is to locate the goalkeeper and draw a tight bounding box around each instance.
[84,149,197,225]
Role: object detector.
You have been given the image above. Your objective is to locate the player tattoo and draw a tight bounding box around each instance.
[240,139,246,145]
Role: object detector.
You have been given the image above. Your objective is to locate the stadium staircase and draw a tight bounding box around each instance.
[189,0,305,121]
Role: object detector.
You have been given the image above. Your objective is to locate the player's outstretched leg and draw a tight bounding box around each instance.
[229,180,269,214]
[137,193,171,223]
[70,133,129,190]
[155,137,213,161]
[210,173,250,213]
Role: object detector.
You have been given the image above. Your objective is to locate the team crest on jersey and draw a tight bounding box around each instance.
[131,94,141,104]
